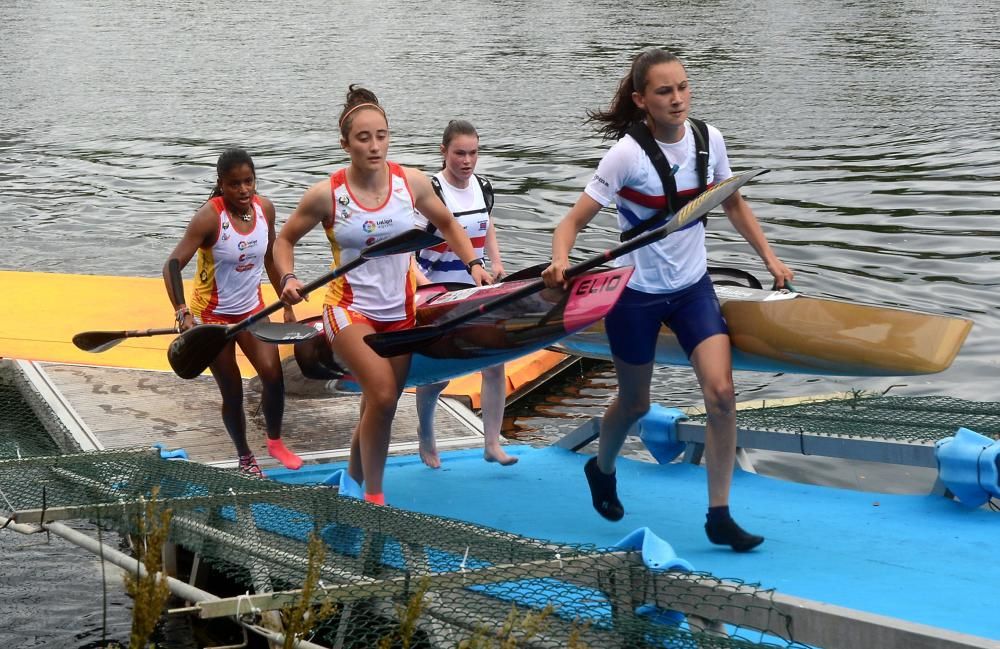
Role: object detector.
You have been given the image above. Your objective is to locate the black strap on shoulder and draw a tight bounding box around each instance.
[425,176,445,233]
[429,175,445,202]
[475,174,494,214]
[426,174,494,234]
[688,117,710,194]
[619,119,711,242]
[627,121,678,214]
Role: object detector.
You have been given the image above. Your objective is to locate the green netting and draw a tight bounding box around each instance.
[0,449,813,649]
[688,395,1000,444]
[0,375,65,459]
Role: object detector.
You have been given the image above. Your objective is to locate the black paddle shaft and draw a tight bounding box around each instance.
[229,228,444,338]
[167,228,443,379]
[364,168,768,358]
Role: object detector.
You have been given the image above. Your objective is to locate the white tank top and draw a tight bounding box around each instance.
[416,172,489,284]
[323,162,418,321]
[189,196,267,317]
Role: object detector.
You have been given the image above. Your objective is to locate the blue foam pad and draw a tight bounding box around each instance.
[152,442,189,460]
[935,427,1000,507]
[322,468,364,499]
[636,405,687,464]
[615,526,693,572]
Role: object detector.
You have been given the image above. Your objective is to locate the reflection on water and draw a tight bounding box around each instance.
[3,0,1000,645]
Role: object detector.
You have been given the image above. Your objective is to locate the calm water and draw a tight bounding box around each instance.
[2,0,999,645]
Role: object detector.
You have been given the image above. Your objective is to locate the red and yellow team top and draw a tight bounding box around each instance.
[0,270,567,406]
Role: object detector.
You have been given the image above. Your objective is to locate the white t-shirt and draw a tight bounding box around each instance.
[584,120,732,293]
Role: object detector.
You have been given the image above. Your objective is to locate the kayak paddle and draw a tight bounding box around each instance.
[365,168,769,358]
[167,228,444,379]
[499,262,549,283]
[73,322,321,353]
[95,258,186,353]
[73,327,180,353]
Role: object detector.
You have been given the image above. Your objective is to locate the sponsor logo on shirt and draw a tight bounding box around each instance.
[363,220,377,233]
[238,239,259,251]
[593,173,610,188]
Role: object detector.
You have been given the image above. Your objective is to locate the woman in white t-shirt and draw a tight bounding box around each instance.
[414,120,516,468]
[542,49,793,552]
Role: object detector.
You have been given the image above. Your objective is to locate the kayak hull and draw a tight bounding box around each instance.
[554,285,972,376]
[296,267,633,387]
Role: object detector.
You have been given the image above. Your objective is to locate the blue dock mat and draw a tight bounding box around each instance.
[269,444,1000,642]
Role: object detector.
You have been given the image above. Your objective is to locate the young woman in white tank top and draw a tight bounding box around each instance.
[275,86,490,506]
[413,120,517,469]
[163,148,302,476]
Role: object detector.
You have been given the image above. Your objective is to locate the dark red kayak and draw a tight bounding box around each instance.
[292,266,632,387]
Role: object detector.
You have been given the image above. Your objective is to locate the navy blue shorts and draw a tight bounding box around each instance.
[605,273,728,365]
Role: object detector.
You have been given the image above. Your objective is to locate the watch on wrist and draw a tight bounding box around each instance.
[465,257,485,273]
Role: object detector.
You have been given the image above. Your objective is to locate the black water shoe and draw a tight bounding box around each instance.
[705,517,764,552]
[584,457,624,521]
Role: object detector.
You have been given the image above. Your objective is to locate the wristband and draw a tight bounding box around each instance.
[175,306,191,327]
[280,272,298,292]
[465,258,485,273]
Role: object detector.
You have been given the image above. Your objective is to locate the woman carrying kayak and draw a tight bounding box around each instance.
[414,120,516,468]
[163,148,302,477]
[542,48,793,551]
[275,86,491,505]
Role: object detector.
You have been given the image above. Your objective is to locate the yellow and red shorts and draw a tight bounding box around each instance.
[193,303,265,326]
[322,305,414,346]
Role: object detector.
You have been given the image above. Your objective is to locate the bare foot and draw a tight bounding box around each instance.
[418,433,441,469]
[484,444,518,466]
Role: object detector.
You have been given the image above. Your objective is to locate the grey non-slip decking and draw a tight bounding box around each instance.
[18,361,482,467]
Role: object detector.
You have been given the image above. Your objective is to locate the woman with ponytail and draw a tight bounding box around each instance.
[275,86,490,505]
[542,49,793,551]
[163,148,302,477]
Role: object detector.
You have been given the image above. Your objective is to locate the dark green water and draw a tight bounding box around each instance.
[2,0,999,645]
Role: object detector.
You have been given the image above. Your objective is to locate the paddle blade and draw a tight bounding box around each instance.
[72,327,179,353]
[364,229,444,257]
[501,262,549,283]
[73,331,127,353]
[365,325,445,358]
[250,321,322,344]
[670,168,769,232]
[167,324,230,379]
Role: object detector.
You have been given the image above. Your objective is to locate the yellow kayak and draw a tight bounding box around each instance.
[554,284,972,376]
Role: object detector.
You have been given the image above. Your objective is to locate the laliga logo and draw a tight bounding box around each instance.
[362,220,377,234]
